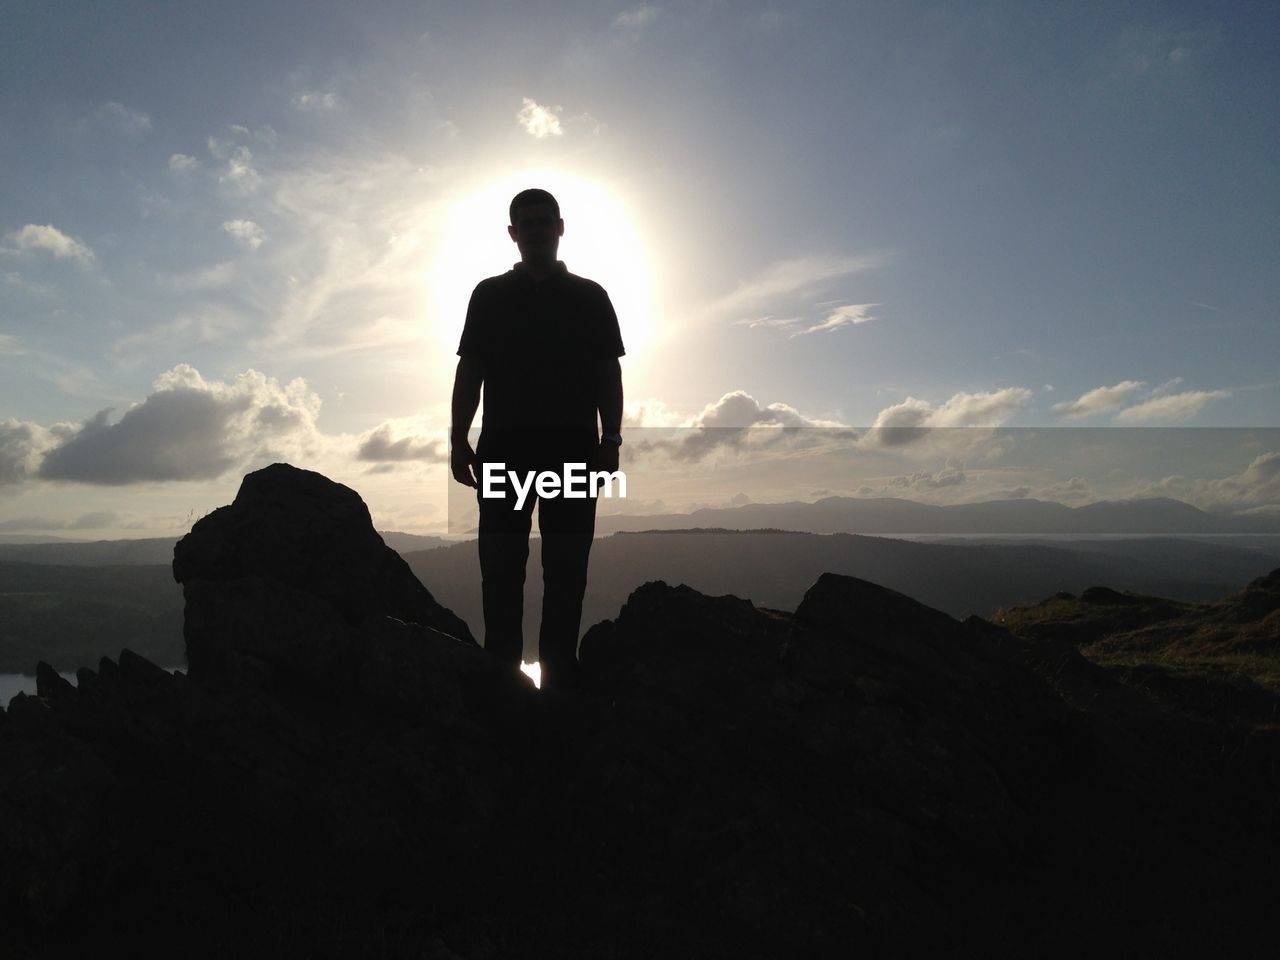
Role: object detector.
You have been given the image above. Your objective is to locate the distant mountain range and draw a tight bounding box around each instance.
[595,496,1280,536]
[2,497,1275,567]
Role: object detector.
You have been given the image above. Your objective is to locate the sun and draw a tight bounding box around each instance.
[425,170,658,360]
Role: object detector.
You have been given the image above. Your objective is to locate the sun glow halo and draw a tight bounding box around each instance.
[427,173,657,361]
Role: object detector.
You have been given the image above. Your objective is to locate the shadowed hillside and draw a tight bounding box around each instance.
[9,529,1276,676]
[997,572,1280,729]
[408,529,1280,659]
[0,562,184,673]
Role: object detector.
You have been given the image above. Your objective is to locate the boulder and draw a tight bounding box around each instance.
[172,463,474,692]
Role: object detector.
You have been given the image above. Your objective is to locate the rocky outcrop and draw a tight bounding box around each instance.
[172,463,474,693]
[1,465,1277,958]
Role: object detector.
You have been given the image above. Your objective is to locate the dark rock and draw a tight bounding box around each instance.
[174,462,472,640]
[35,661,76,702]
[172,463,475,694]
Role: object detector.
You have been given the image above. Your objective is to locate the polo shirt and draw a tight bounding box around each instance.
[456,261,625,436]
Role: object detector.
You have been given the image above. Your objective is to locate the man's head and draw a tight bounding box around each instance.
[508,188,563,264]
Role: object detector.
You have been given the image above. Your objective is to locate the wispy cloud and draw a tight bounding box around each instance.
[733,315,803,331]
[792,302,877,336]
[1053,379,1229,423]
[110,307,244,360]
[1114,389,1229,423]
[168,153,200,173]
[1051,380,1146,418]
[95,101,151,135]
[711,254,885,324]
[293,90,339,111]
[157,261,236,293]
[736,302,878,337]
[250,154,448,355]
[2,224,96,264]
[614,5,660,31]
[516,97,564,138]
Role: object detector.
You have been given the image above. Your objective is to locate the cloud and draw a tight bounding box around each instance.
[714,254,884,327]
[792,302,877,336]
[1114,389,1229,423]
[867,397,932,443]
[168,153,200,173]
[517,98,564,138]
[927,388,1034,426]
[866,388,1032,446]
[3,224,95,264]
[1128,451,1280,518]
[293,91,339,111]
[1052,379,1229,423]
[37,364,321,485]
[733,315,804,331]
[622,397,681,428]
[0,419,66,484]
[0,334,21,355]
[224,147,261,191]
[662,390,846,462]
[209,136,262,192]
[110,306,244,359]
[889,463,968,490]
[222,219,266,250]
[245,152,448,355]
[355,425,445,463]
[158,261,236,292]
[1051,381,1146,418]
[614,5,659,30]
[1037,476,1095,504]
[96,101,151,135]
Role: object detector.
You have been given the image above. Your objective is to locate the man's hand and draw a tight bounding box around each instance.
[451,437,479,488]
[592,439,620,475]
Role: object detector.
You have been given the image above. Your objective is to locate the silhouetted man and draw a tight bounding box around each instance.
[450,188,624,693]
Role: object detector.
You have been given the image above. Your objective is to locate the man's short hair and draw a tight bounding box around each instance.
[509,188,560,224]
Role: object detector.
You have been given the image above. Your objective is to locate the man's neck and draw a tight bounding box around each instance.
[518,257,559,282]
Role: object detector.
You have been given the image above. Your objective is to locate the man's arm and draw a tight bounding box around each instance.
[594,356,623,472]
[450,355,483,487]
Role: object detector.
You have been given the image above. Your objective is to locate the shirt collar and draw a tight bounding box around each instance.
[512,260,568,282]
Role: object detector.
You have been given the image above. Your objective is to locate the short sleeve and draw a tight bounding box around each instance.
[597,286,625,358]
[456,283,488,357]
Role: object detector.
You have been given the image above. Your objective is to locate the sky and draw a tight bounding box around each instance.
[2,0,1278,538]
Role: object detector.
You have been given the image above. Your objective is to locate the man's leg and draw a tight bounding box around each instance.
[536,484,598,692]
[476,455,535,667]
